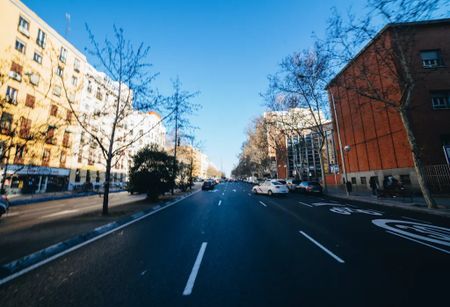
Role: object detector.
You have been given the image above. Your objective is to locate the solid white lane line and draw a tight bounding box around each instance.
[39,209,79,219]
[298,201,313,208]
[0,190,201,287]
[183,242,208,296]
[385,231,450,255]
[299,231,345,264]
[401,216,430,224]
[218,200,222,206]
[259,201,267,207]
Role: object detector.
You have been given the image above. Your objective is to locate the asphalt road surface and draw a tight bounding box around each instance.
[1,182,449,307]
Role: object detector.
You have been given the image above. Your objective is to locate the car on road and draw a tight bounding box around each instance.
[286,179,301,192]
[0,193,10,218]
[297,181,323,194]
[202,180,215,191]
[251,179,289,196]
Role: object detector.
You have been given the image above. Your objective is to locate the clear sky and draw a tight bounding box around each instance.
[22,0,366,175]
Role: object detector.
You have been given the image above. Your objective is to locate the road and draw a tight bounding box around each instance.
[1,182,449,306]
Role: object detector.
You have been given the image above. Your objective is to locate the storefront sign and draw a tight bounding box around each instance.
[3,165,70,176]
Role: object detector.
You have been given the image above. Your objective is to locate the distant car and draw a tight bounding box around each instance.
[202,181,215,191]
[297,181,323,194]
[252,180,289,196]
[0,194,10,218]
[286,179,301,191]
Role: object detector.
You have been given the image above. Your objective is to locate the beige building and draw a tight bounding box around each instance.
[0,0,87,194]
[171,145,209,179]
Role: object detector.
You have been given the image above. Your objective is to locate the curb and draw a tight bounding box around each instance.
[325,193,450,218]
[9,190,125,207]
[0,189,200,286]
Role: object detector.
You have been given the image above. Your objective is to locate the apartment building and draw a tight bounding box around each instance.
[0,0,87,194]
[327,19,450,192]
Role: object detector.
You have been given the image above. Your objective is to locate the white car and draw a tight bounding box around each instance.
[252,180,289,196]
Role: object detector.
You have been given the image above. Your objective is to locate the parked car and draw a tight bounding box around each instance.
[0,194,10,218]
[286,179,301,192]
[251,179,289,196]
[202,180,215,191]
[297,181,323,194]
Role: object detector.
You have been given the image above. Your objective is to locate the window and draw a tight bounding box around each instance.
[14,145,26,164]
[431,91,450,110]
[18,16,30,37]
[75,169,81,182]
[66,110,73,123]
[71,76,78,86]
[420,50,444,68]
[9,62,22,81]
[74,58,80,72]
[77,150,83,163]
[0,113,13,135]
[25,94,35,108]
[50,104,58,117]
[36,29,46,48]
[400,174,411,185]
[96,171,100,183]
[33,51,43,64]
[53,85,61,97]
[15,39,26,54]
[87,80,93,93]
[96,87,103,100]
[59,47,67,63]
[6,86,18,104]
[56,66,64,77]
[42,148,51,165]
[63,131,70,147]
[86,170,91,182]
[360,177,367,185]
[45,126,55,144]
[19,117,32,139]
[60,150,67,166]
[351,177,357,184]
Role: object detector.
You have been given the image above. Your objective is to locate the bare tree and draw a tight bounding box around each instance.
[263,43,332,190]
[325,0,445,208]
[164,77,200,194]
[61,26,162,215]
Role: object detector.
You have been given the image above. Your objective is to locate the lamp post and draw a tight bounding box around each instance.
[330,92,350,196]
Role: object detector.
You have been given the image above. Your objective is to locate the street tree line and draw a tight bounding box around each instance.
[0,25,201,214]
[235,0,445,208]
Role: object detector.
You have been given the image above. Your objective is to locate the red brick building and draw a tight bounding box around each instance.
[327,19,450,191]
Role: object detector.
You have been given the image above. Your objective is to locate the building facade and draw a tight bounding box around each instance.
[0,0,87,194]
[327,19,450,192]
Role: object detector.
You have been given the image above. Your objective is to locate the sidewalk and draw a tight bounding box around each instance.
[325,185,450,218]
[7,189,124,206]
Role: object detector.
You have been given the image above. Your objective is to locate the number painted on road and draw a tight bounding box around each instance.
[372,219,450,247]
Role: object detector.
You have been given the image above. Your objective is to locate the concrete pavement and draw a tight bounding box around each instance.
[0,182,449,306]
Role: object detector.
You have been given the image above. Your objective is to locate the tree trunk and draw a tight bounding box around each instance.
[318,141,328,193]
[399,109,436,209]
[102,157,112,215]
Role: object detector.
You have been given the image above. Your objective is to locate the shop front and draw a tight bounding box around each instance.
[1,165,70,195]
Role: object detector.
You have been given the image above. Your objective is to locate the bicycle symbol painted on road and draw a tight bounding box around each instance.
[329,207,383,216]
[310,202,384,216]
[372,219,450,248]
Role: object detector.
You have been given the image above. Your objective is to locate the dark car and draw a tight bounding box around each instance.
[298,181,323,194]
[202,180,215,191]
[0,194,10,218]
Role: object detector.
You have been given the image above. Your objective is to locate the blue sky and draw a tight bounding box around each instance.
[23,0,366,175]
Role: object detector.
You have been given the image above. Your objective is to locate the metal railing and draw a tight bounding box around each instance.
[423,164,450,193]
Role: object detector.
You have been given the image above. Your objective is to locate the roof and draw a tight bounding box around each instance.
[326,18,450,90]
